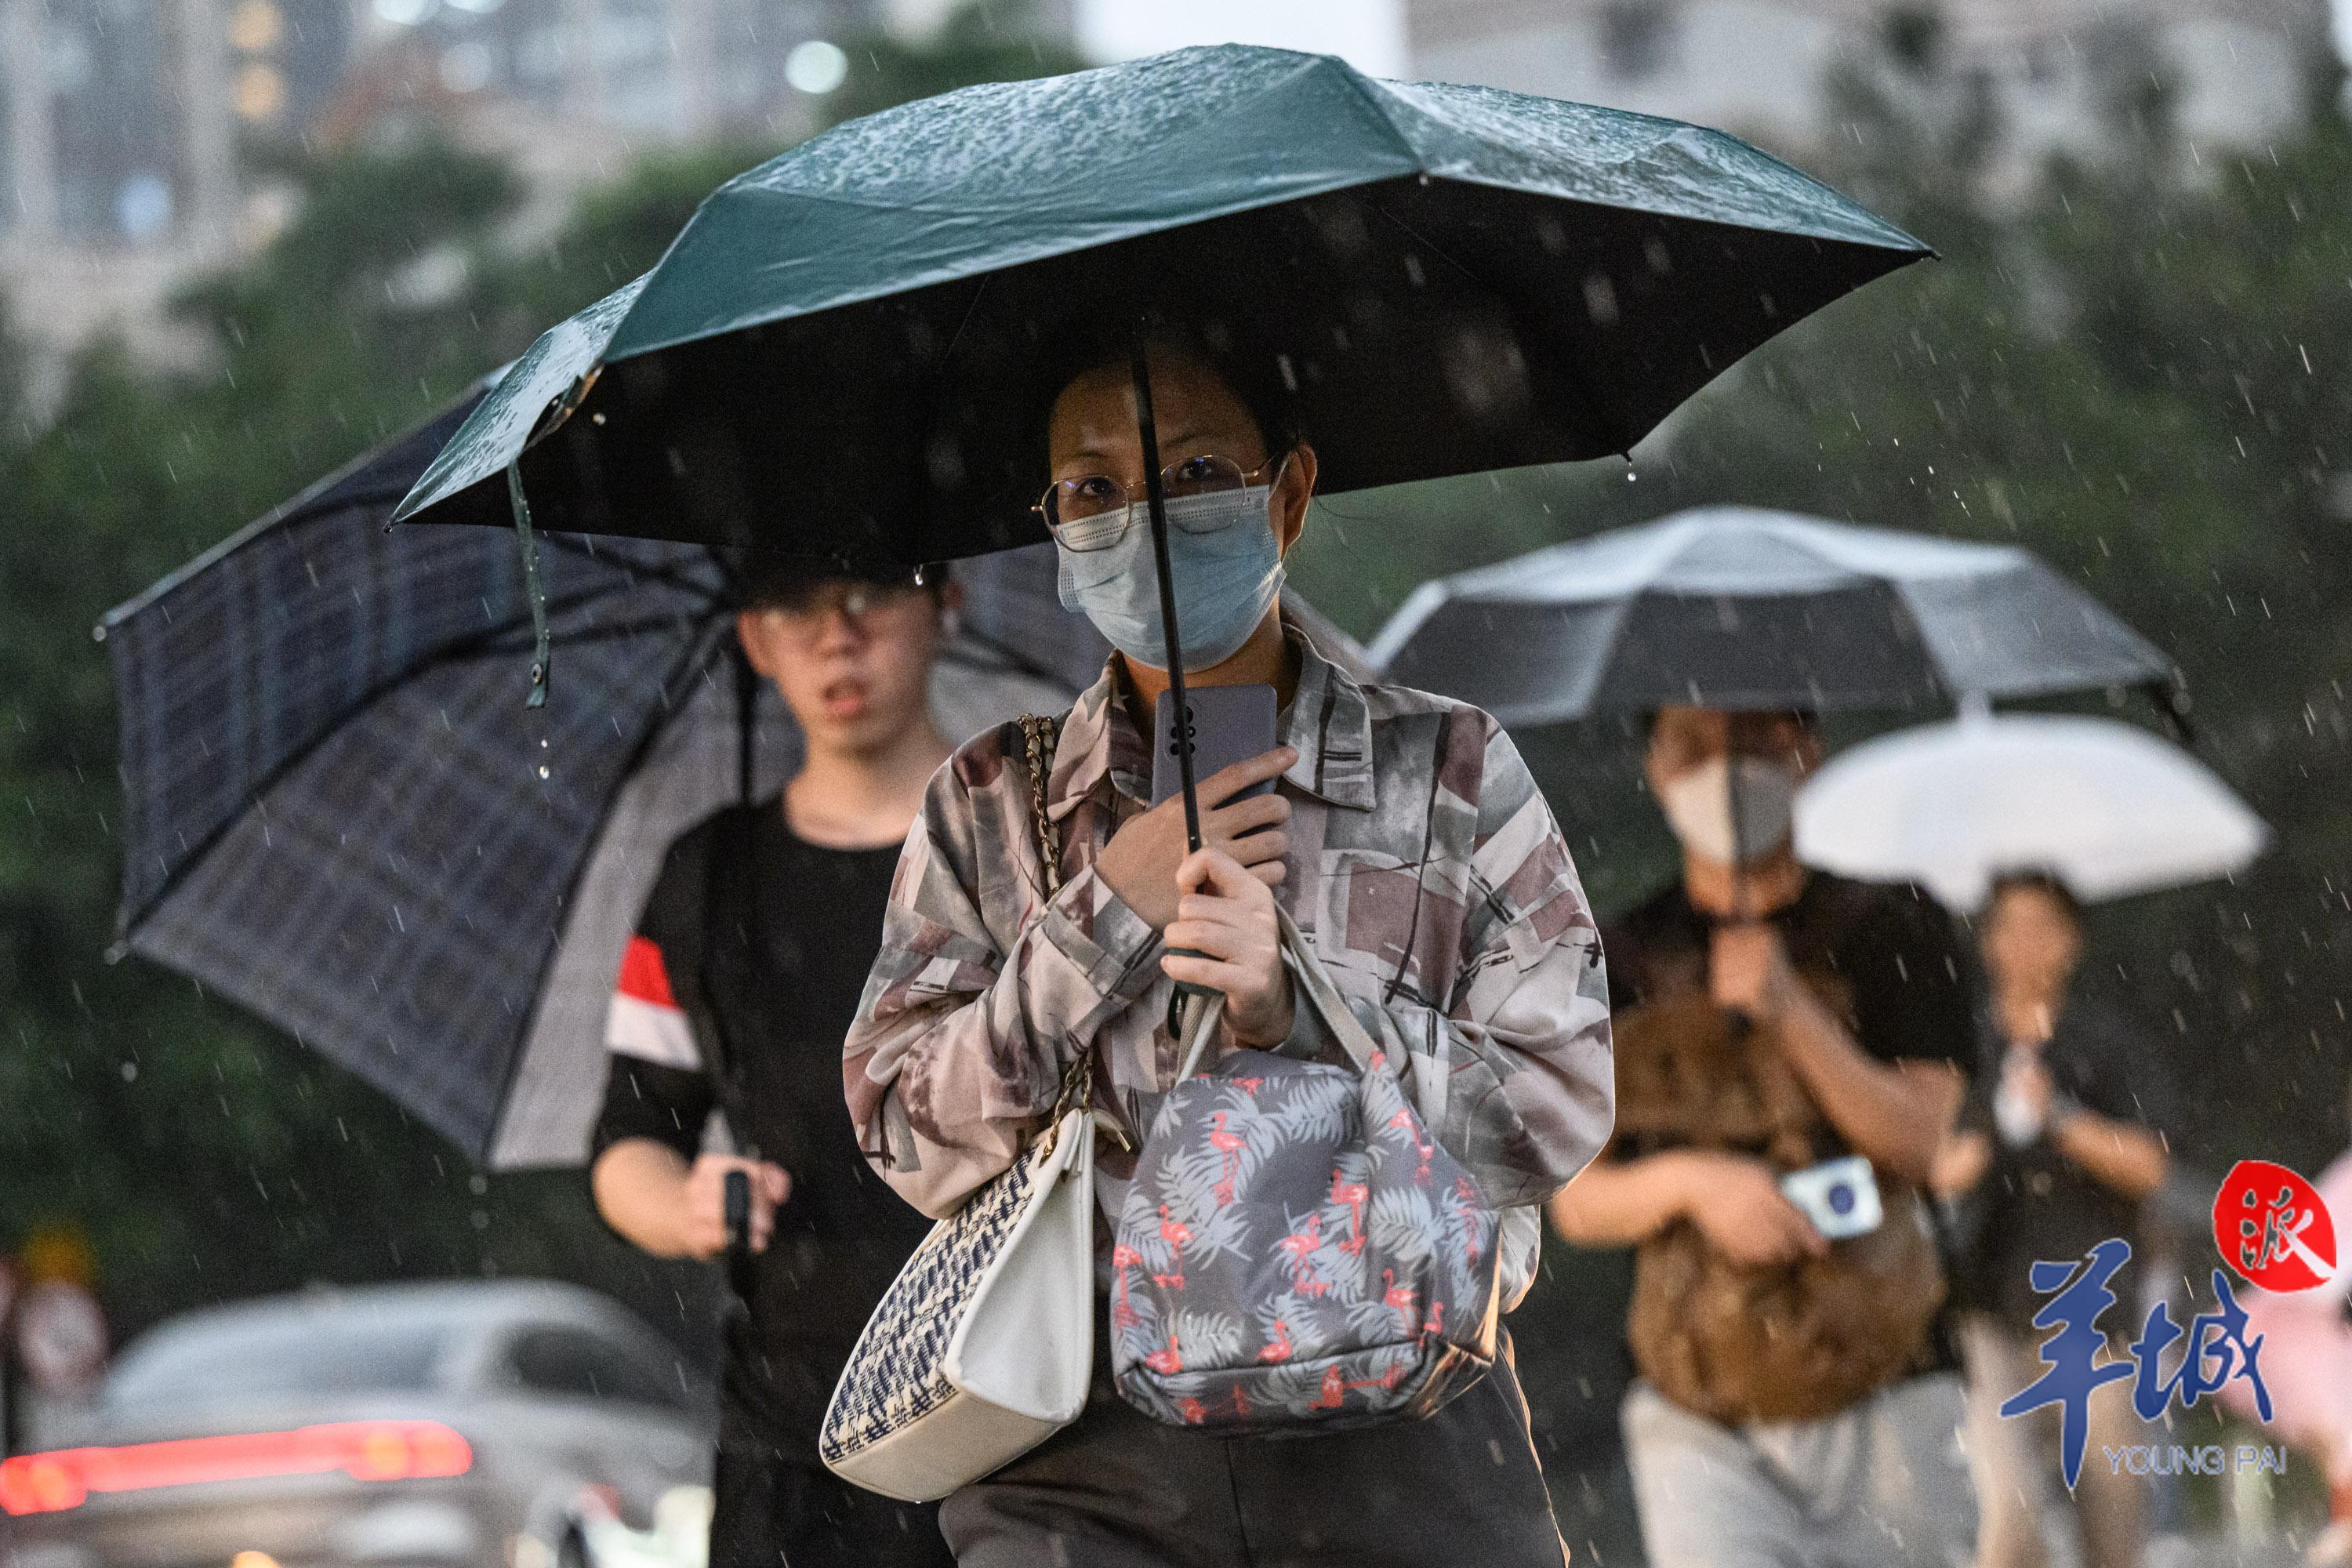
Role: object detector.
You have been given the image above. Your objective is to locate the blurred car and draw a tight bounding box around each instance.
[1,1279,714,1568]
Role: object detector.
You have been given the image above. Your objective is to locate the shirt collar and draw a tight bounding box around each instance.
[1045,618,1376,820]
[1276,621,1375,810]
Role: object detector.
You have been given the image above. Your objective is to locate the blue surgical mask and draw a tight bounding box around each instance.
[1055,486,1285,672]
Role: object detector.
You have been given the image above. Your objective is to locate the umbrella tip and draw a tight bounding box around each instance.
[90,622,107,643]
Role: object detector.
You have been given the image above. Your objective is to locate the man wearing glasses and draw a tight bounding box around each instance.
[590,561,965,1568]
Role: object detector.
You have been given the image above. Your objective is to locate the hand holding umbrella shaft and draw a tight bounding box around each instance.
[681,1154,789,1261]
[1709,924,1802,1018]
[1162,847,1294,1050]
[1095,748,1294,930]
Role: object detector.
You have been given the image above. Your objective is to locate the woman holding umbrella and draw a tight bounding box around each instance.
[840,336,1617,1566]
[385,44,1934,1561]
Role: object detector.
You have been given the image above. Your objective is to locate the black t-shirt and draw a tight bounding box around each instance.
[1604,871,1980,1100]
[1949,997,2172,1329]
[593,800,932,1457]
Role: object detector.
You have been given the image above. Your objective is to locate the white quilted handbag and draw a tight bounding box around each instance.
[818,713,1102,1502]
[818,1073,1100,1501]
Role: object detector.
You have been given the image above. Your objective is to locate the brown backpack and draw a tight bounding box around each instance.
[1614,975,1947,1425]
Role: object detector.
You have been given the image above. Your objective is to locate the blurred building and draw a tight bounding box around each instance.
[1404,0,2332,162]
[0,0,1070,393]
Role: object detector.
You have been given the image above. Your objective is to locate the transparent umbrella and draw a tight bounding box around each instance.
[1794,708,2269,911]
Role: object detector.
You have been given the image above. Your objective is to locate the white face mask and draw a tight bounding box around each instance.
[1657,755,1801,866]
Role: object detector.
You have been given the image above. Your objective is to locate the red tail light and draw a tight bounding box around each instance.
[0,1421,471,1515]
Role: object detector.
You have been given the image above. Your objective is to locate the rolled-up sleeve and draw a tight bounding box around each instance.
[843,733,1160,1219]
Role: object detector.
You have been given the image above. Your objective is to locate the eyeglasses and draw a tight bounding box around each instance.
[1036,452,1289,552]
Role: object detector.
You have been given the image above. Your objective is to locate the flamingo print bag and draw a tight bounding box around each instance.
[1110,905,1502,1433]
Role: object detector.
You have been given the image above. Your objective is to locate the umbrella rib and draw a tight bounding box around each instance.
[434,612,720,661]
[936,273,992,368]
[530,532,728,604]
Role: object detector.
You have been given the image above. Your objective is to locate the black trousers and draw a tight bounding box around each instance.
[938,1327,1569,1568]
[709,1446,955,1568]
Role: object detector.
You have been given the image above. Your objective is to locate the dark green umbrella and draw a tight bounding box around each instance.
[397,42,1926,838]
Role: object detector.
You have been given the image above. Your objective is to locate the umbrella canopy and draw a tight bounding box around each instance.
[1367,506,2173,724]
[393,44,1927,557]
[1795,711,2269,911]
[103,358,1375,1166]
[100,382,1099,1168]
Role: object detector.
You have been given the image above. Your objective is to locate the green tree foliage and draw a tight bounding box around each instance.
[818,2,1086,129]
[0,138,555,1341]
[492,143,772,331]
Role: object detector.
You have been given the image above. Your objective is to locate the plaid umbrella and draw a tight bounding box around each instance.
[101,379,1374,1167]
[98,383,1104,1167]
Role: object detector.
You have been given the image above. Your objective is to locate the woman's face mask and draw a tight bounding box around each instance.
[1054,485,1285,672]
[1657,754,1802,866]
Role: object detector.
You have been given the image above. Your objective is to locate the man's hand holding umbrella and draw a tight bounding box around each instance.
[594,1149,792,1261]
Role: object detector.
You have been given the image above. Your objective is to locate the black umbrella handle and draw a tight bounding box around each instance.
[1131,336,1203,855]
[724,1167,753,1257]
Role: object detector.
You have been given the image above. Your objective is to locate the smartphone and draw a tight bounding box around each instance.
[1152,684,1280,811]
[1154,684,1280,1004]
[1779,1155,1884,1242]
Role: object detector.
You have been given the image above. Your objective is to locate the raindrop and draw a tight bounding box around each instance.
[537,764,550,780]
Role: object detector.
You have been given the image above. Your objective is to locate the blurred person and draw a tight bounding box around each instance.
[842,336,1616,1566]
[1931,873,2171,1568]
[1552,705,1979,1568]
[590,561,961,1568]
[2212,1105,2352,1566]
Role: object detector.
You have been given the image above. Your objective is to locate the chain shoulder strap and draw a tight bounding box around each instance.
[1014,713,1095,1128]
[1016,713,1063,898]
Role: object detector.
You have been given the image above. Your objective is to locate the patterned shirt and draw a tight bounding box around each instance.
[842,620,1615,1266]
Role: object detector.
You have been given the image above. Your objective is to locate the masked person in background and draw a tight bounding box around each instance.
[842,336,1616,1567]
[1552,706,1979,1568]
[1933,873,2171,1568]
[590,561,965,1568]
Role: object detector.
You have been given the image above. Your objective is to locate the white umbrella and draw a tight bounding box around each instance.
[1795,711,2269,911]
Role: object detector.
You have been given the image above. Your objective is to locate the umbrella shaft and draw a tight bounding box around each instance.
[1131,336,1203,854]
